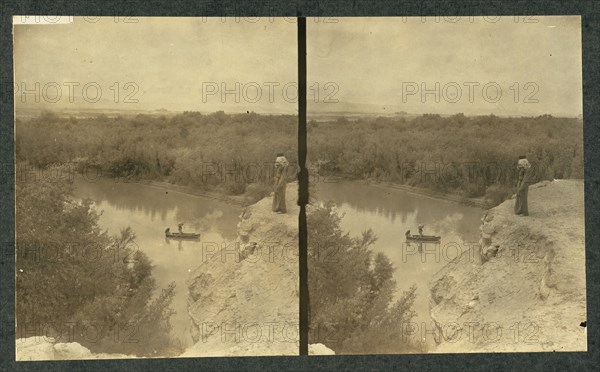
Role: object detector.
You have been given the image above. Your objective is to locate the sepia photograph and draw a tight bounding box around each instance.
[10,13,589,363]
[14,16,299,359]
[306,16,585,354]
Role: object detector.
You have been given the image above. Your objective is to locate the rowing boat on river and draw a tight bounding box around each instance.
[406,234,441,243]
[165,227,200,240]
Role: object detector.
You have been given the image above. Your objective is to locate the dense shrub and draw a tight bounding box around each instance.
[308,114,583,205]
[308,202,419,354]
[15,166,181,356]
[16,111,583,206]
[16,111,298,196]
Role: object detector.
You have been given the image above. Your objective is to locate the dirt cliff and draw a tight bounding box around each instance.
[182,183,300,357]
[429,180,586,353]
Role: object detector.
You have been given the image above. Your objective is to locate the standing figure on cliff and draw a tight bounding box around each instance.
[272,153,289,213]
[515,155,532,216]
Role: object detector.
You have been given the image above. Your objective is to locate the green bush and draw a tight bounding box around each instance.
[15,166,181,356]
[308,202,419,354]
[15,111,583,207]
[16,111,297,196]
[307,114,582,205]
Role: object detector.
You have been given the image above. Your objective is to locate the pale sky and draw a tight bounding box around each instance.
[308,16,583,117]
[14,16,582,117]
[14,17,298,114]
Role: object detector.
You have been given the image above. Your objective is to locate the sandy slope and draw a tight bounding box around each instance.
[182,183,300,357]
[429,180,586,353]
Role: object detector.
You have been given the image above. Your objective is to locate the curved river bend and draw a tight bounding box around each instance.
[73,177,242,348]
[74,178,482,350]
[315,181,483,341]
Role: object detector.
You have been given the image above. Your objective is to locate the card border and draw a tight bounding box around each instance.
[1,1,598,370]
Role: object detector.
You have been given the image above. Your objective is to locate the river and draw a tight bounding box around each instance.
[73,177,482,351]
[72,177,242,348]
[315,180,483,346]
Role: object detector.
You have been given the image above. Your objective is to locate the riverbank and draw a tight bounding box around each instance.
[73,172,492,211]
[72,175,264,207]
[132,179,249,206]
[182,183,300,357]
[310,174,493,209]
[429,179,586,352]
[366,180,492,209]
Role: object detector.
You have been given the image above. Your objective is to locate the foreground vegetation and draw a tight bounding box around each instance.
[308,203,419,354]
[16,168,182,356]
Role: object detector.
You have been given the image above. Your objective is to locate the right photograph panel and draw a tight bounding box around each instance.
[307,16,585,354]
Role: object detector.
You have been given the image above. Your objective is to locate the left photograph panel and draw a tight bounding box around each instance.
[13,16,299,360]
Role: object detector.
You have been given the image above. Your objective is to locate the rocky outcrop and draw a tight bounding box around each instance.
[429,180,586,352]
[182,183,299,357]
[308,343,335,355]
[16,337,135,360]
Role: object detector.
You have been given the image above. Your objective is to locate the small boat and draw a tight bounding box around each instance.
[165,228,200,240]
[406,234,441,242]
[166,232,200,239]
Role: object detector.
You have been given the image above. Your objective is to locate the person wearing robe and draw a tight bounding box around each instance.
[272,153,289,213]
[515,156,532,216]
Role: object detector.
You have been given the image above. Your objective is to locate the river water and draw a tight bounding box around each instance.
[73,177,482,351]
[72,177,242,348]
[314,181,483,339]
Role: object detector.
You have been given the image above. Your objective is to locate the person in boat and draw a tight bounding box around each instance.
[178,223,184,233]
[418,224,424,236]
[165,228,171,236]
[272,153,289,214]
[515,155,532,216]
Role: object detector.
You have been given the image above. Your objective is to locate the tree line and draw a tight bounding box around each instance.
[16,111,298,201]
[309,113,583,205]
[17,111,583,206]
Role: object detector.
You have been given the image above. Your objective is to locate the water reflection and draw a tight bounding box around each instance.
[165,237,186,251]
[72,177,242,348]
[316,181,481,243]
[315,181,483,333]
[73,177,239,239]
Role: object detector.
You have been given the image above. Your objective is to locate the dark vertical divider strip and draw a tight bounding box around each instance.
[297,17,309,356]
[0,15,15,365]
